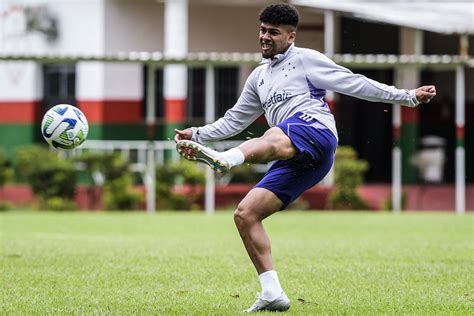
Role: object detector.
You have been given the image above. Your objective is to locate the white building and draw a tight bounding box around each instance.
[1,0,473,185]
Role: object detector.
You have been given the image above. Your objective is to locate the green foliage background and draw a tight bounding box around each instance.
[15,146,77,210]
[328,146,370,210]
[0,150,13,187]
[155,159,205,210]
[75,152,143,210]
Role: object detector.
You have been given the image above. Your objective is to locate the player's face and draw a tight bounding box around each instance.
[259,23,296,59]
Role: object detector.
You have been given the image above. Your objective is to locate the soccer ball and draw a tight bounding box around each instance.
[41,104,89,150]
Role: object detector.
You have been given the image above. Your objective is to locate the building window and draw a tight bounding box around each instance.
[142,65,164,122]
[143,66,240,124]
[186,66,239,123]
[187,67,206,122]
[341,18,399,54]
[337,69,394,183]
[215,67,239,117]
[42,63,76,113]
[423,32,459,55]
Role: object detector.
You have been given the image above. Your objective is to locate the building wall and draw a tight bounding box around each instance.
[188,4,259,53]
[0,1,95,158]
[0,1,471,184]
[104,0,164,53]
[188,3,324,53]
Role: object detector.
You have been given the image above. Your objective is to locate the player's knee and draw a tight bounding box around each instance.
[262,138,280,157]
[233,205,248,228]
[261,129,295,160]
[234,203,258,228]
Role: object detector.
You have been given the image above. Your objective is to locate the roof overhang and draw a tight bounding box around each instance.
[291,0,474,35]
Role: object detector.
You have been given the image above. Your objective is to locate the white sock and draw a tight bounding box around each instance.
[220,148,245,168]
[259,270,283,301]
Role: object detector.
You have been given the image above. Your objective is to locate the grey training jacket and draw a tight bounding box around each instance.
[190,44,418,143]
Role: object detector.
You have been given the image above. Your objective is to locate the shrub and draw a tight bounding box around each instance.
[0,150,13,187]
[16,145,77,210]
[103,176,143,210]
[155,159,205,210]
[382,191,408,211]
[328,146,370,210]
[44,197,77,211]
[227,164,262,184]
[0,150,14,187]
[0,150,14,211]
[287,197,310,211]
[75,152,143,210]
[0,201,13,212]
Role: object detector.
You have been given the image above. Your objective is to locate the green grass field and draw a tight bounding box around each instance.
[1,211,473,315]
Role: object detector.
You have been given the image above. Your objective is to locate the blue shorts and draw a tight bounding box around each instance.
[254,112,337,210]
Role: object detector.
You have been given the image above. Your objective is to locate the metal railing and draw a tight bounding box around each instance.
[65,139,335,213]
[67,139,256,214]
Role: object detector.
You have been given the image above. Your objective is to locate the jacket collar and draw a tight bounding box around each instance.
[260,43,295,66]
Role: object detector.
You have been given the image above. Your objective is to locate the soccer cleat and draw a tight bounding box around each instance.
[245,292,291,313]
[176,140,230,173]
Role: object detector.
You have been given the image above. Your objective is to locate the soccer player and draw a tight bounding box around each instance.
[174,3,436,312]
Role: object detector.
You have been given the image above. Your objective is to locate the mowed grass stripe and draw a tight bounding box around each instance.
[1,211,473,315]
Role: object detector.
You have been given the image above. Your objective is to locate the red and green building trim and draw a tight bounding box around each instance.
[400,106,419,183]
[163,98,186,139]
[0,100,42,159]
[78,99,150,140]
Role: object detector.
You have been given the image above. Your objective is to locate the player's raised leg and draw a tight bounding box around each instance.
[175,127,296,172]
[234,187,291,312]
[237,127,296,163]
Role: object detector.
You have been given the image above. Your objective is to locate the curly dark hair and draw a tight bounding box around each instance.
[259,3,299,29]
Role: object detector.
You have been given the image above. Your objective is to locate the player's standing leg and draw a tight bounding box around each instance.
[234,187,291,312]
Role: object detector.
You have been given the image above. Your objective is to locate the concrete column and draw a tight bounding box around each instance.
[77,0,143,140]
[455,65,465,214]
[77,62,143,140]
[392,98,402,213]
[399,28,422,184]
[163,0,188,139]
[323,10,338,185]
[456,35,467,214]
[324,10,337,109]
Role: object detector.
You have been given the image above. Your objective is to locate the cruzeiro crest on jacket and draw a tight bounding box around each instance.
[262,91,291,110]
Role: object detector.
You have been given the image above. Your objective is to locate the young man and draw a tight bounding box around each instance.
[175,3,436,313]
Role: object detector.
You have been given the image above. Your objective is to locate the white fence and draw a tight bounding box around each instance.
[66,139,332,213]
[67,139,255,214]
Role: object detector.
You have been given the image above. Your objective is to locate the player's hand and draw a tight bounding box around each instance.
[415,85,436,104]
[174,129,193,143]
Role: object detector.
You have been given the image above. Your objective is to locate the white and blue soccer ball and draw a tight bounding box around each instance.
[41,104,89,150]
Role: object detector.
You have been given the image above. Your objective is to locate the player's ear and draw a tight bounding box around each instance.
[288,31,296,44]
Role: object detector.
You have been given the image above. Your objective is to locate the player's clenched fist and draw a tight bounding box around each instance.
[415,85,436,104]
[174,128,193,143]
